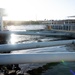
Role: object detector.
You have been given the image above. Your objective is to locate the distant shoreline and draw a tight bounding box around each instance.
[3,20,44,26]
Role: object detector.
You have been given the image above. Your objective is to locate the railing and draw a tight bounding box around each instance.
[0,52,75,64]
[0,31,69,36]
[0,31,75,64]
[0,40,74,52]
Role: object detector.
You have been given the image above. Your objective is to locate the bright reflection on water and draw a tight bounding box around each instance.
[7,25,46,31]
[10,34,17,44]
[9,33,41,44]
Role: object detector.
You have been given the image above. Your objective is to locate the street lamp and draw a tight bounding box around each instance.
[0,8,6,31]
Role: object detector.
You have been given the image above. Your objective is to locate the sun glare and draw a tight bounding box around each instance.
[10,34,17,44]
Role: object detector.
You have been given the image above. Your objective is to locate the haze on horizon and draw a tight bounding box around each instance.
[0,0,75,21]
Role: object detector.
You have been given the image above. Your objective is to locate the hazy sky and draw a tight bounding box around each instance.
[0,0,75,20]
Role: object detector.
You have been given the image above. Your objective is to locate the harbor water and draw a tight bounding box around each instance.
[6,25,75,75]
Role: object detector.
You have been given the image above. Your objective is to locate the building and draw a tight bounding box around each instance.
[42,19,75,31]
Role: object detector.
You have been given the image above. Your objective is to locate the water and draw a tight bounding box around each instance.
[7,25,46,31]
[7,25,75,75]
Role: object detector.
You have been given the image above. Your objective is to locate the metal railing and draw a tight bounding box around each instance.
[0,52,75,64]
[0,39,74,52]
[0,31,75,64]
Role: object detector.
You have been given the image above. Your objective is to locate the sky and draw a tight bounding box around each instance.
[0,0,75,21]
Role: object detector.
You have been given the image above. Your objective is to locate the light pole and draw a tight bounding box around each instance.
[0,8,6,31]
